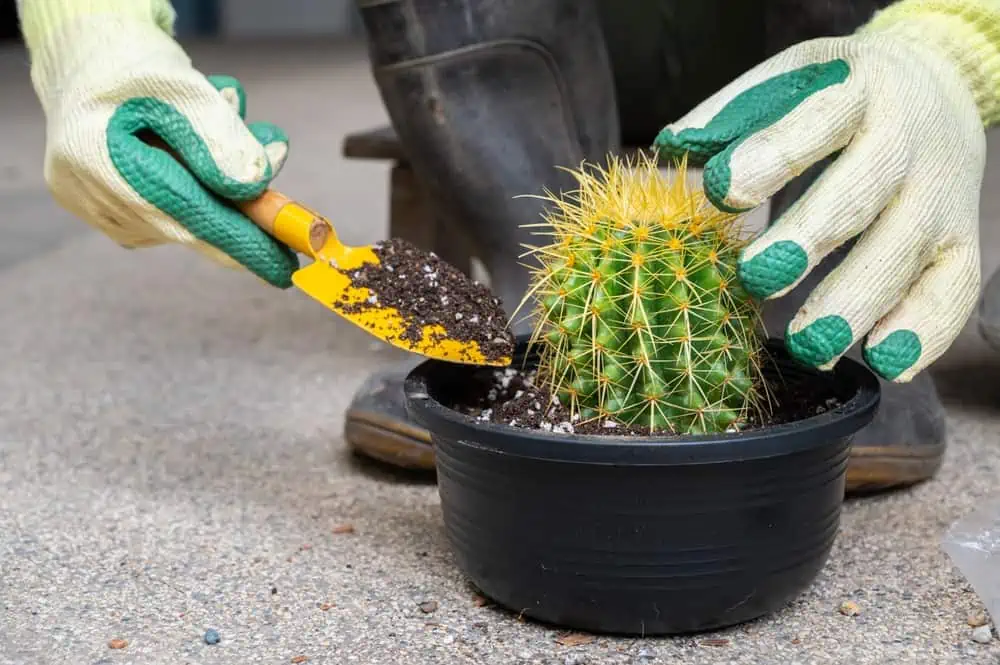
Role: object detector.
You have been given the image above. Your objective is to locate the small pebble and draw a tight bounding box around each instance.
[418,600,439,614]
[204,629,221,645]
[968,611,989,627]
[107,639,127,650]
[838,600,861,616]
[972,625,993,644]
[564,654,589,665]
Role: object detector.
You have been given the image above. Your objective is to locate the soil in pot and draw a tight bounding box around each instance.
[451,346,853,437]
[404,337,880,636]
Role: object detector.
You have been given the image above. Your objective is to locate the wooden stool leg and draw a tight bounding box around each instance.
[387,162,479,278]
[431,214,478,279]
[388,163,435,252]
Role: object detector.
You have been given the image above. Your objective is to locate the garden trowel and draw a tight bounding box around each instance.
[144,135,512,367]
[236,189,514,367]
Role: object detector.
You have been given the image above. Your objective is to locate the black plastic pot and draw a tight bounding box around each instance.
[404,337,880,636]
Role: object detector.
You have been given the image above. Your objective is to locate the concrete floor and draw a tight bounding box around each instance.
[3,37,1000,665]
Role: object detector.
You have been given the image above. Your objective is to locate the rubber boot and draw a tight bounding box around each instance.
[977,267,1000,352]
[763,160,947,494]
[344,0,619,470]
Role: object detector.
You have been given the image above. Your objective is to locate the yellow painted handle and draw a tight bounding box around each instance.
[238,190,339,259]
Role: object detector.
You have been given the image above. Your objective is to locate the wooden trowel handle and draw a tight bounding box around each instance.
[238,190,333,257]
[237,189,294,235]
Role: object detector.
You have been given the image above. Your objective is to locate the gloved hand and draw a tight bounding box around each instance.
[18,0,298,287]
[653,0,1000,383]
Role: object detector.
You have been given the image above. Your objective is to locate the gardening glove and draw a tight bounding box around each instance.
[653,0,1000,384]
[18,0,298,288]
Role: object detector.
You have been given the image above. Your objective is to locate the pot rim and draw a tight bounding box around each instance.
[403,336,881,465]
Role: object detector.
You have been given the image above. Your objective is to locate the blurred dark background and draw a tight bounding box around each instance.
[1,0,17,40]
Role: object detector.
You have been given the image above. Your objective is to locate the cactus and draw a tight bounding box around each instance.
[518,152,768,435]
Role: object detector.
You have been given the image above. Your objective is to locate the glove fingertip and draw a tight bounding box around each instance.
[863,329,922,382]
[248,120,288,147]
[705,155,762,214]
[785,314,853,370]
[653,127,694,162]
[652,126,725,166]
[248,121,290,175]
[206,74,247,119]
[652,126,678,150]
[737,238,809,300]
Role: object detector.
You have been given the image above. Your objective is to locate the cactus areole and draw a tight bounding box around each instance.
[517,152,767,436]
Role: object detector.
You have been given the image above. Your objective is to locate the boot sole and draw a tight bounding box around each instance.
[843,443,945,494]
[344,409,435,471]
[344,410,945,492]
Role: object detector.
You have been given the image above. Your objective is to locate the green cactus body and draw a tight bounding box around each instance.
[522,153,766,435]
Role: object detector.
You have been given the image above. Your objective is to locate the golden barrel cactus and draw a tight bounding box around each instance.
[519,152,769,435]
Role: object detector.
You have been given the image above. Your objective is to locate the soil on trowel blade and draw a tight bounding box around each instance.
[453,362,851,437]
[336,238,514,363]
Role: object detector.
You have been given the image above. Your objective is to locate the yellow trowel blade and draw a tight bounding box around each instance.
[291,259,511,365]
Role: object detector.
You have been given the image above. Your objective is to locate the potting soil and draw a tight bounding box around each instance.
[336,237,514,362]
[456,364,850,436]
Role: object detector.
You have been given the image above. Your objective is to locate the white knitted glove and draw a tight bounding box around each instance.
[18,0,298,287]
[654,0,1000,383]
